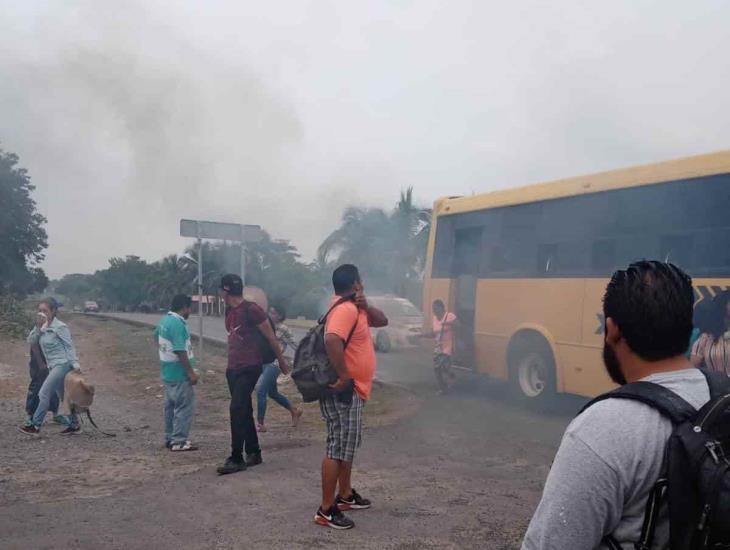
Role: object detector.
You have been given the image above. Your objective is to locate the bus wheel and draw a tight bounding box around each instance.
[510,341,556,405]
[375,330,392,353]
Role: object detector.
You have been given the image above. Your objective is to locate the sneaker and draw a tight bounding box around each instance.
[315,505,355,530]
[51,414,69,426]
[60,426,81,435]
[291,408,303,428]
[24,416,33,428]
[337,489,372,511]
[217,456,247,475]
[170,441,199,452]
[165,441,172,449]
[18,425,40,436]
[256,422,267,433]
[245,452,263,467]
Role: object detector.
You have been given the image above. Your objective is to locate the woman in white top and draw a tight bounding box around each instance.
[690,291,730,376]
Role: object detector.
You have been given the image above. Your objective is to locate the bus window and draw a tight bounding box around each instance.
[453,228,482,276]
[432,216,455,278]
[660,234,694,270]
[591,239,617,274]
[694,228,730,276]
[537,244,557,274]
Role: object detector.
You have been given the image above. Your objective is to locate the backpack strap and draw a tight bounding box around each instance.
[699,368,730,399]
[320,298,360,349]
[579,381,697,425]
[318,296,352,325]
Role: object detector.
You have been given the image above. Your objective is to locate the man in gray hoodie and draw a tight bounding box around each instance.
[522,261,710,550]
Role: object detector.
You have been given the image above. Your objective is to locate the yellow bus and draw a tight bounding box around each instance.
[423,151,730,403]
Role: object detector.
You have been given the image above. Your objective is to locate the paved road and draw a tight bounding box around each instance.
[95,312,435,388]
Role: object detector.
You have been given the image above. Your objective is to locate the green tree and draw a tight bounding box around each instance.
[55,273,101,305]
[145,254,197,309]
[0,148,48,296]
[97,256,154,309]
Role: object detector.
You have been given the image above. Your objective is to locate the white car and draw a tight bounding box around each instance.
[367,295,423,352]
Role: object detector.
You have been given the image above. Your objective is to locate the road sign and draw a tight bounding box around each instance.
[180,219,261,243]
[179,219,264,366]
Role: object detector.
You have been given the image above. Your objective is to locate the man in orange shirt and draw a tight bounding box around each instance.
[314,264,388,530]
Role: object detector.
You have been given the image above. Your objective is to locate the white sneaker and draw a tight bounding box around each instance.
[170,441,199,452]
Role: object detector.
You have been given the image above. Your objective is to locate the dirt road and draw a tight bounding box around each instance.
[0,315,580,549]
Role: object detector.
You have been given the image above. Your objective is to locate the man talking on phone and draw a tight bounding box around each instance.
[314,264,388,530]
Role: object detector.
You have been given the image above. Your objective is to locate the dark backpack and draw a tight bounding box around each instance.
[229,303,277,365]
[580,369,730,550]
[291,298,358,402]
[253,317,277,365]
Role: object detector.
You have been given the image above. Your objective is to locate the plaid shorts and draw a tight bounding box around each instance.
[320,391,364,462]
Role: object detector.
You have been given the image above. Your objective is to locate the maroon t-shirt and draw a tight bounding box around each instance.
[225,300,268,370]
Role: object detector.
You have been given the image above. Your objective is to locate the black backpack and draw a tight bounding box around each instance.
[291,298,358,403]
[580,369,730,550]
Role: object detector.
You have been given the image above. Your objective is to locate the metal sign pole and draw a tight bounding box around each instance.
[196,223,204,366]
[179,219,263,366]
[240,225,247,286]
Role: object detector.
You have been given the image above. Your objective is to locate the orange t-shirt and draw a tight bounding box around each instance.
[325,298,376,400]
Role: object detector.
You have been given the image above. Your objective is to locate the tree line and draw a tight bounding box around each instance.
[0,146,431,319]
[53,190,431,319]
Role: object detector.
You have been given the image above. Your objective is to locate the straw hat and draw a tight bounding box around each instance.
[243,285,268,311]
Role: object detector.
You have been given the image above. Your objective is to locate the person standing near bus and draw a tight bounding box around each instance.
[690,291,730,375]
[420,299,459,392]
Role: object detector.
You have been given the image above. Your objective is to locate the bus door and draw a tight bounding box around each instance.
[452,227,482,367]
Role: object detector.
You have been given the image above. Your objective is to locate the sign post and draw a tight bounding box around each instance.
[196,223,204,365]
[180,219,262,364]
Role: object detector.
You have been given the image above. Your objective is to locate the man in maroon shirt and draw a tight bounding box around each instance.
[217,274,290,475]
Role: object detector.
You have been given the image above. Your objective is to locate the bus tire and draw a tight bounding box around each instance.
[375,330,391,353]
[508,334,556,406]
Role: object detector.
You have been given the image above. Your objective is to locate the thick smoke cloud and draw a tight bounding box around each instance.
[2,1,730,277]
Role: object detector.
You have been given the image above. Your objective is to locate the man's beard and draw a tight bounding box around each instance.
[603,342,627,386]
[183,313,190,320]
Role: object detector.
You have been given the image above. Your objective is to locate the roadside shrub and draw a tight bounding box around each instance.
[0,295,32,339]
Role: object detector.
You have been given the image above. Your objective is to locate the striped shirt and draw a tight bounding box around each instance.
[691,332,730,376]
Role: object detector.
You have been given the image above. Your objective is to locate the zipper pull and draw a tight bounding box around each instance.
[706,441,720,464]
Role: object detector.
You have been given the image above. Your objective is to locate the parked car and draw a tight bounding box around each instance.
[83,300,99,313]
[367,295,423,352]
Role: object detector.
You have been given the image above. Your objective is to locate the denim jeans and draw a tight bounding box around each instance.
[164,380,195,446]
[26,355,59,417]
[256,363,292,422]
[32,362,78,428]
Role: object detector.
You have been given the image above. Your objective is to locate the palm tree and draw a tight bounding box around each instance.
[145,254,196,309]
[391,187,432,292]
[317,188,432,296]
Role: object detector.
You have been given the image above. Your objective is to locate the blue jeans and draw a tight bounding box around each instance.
[256,363,292,423]
[164,380,195,446]
[32,363,78,428]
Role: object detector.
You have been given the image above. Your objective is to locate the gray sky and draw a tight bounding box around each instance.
[2,0,729,278]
